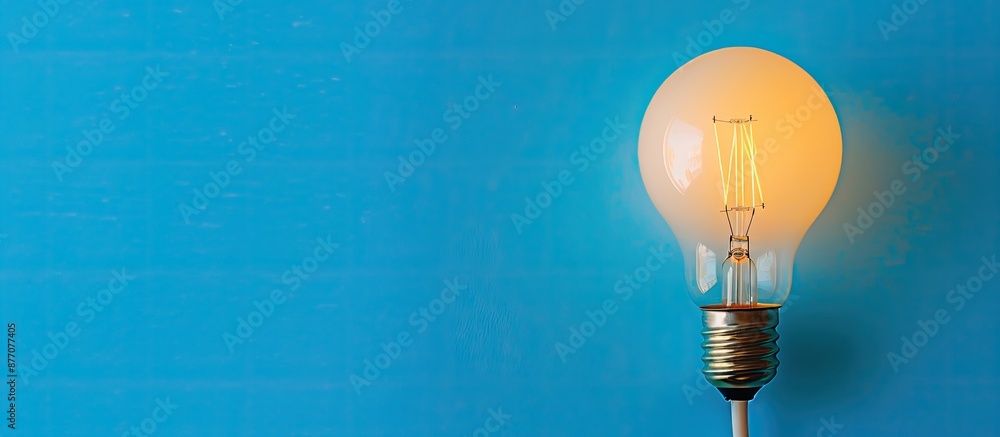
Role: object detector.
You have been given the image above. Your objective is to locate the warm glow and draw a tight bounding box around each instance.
[638,47,843,307]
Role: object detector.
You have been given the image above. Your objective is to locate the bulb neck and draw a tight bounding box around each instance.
[700,305,781,401]
[728,235,751,260]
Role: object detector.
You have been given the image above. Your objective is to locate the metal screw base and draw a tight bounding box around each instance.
[700,305,781,398]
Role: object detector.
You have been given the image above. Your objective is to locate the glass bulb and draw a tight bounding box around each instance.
[638,47,842,309]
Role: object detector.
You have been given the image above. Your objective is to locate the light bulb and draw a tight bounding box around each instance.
[637,46,842,417]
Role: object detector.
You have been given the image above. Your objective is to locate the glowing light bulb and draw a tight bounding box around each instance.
[637,47,842,432]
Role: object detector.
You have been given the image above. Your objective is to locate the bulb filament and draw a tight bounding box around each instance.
[713,116,764,307]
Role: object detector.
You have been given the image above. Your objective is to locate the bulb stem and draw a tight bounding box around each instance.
[731,400,749,437]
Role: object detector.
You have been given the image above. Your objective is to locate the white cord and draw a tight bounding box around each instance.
[731,401,749,437]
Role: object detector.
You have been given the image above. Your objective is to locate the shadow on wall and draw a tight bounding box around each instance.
[768,297,872,404]
[758,88,951,432]
[814,88,967,272]
[761,297,874,437]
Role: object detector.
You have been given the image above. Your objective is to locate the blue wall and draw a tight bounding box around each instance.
[1,1,997,435]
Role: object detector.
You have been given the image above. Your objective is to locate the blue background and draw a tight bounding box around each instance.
[1,0,998,436]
